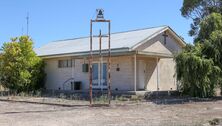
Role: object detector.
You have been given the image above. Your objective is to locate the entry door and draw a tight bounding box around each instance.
[138,60,146,90]
[92,63,107,89]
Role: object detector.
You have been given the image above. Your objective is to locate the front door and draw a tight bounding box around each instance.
[92,63,107,89]
[138,60,146,90]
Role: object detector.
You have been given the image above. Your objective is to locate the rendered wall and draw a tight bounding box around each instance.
[44,56,134,91]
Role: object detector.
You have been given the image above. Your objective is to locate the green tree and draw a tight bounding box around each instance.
[175,2,222,97]
[175,44,221,97]
[181,0,222,37]
[0,36,45,93]
[202,30,222,93]
[196,13,222,42]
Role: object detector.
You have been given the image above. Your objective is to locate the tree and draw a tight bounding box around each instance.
[0,36,45,93]
[175,2,222,97]
[181,0,222,37]
[175,44,221,97]
[202,30,222,93]
[196,13,222,42]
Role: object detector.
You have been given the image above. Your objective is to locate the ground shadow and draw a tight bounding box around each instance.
[0,98,89,107]
[0,107,81,115]
[143,90,222,105]
[147,96,222,105]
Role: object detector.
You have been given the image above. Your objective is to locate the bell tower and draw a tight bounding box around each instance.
[89,9,111,105]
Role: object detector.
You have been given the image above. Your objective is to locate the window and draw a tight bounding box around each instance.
[58,59,73,68]
[82,63,89,72]
[67,60,72,67]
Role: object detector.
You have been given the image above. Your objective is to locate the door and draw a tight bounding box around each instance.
[138,60,146,90]
[92,63,107,89]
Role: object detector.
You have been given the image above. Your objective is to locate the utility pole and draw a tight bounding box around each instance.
[26,12,29,36]
[21,26,24,36]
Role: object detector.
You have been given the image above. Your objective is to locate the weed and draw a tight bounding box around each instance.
[94,95,108,104]
[209,118,220,125]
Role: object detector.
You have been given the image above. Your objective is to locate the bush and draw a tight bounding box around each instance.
[175,44,221,97]
[0,36,46,93]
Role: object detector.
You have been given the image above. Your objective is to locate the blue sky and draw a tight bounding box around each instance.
[0,0,193,48]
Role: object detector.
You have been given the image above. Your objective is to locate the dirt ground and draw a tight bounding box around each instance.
[0,97,222,126]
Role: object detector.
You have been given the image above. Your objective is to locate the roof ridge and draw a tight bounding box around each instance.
[52,25,168,43]
[111,25,168,35]
[52,36,89,43]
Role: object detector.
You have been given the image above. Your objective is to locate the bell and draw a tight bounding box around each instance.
[96,9,104,20]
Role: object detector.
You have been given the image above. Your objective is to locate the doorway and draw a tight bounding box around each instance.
[138,60,146,90]
[92,63,107,89]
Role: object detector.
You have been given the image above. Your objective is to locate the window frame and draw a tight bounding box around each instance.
[58,59,73,68]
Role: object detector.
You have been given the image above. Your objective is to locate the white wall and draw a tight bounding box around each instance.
[135,30,182,54]
[134,30,182,91]
[136,57,177,91]
[44,56,134,91]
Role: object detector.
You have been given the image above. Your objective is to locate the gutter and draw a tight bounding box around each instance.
[39,47,173,59]
[39,47,131,59]
[137,51,174,58]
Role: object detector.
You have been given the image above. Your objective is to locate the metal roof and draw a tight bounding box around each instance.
[35,25,179,57]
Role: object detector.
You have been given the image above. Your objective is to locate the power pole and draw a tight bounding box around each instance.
[21,26,24,36]
[26,12,29,36]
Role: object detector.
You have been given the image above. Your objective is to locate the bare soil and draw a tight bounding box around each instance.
[0,97,222,126]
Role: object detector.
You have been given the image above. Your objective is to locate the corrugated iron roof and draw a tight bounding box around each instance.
[35,25,169,57]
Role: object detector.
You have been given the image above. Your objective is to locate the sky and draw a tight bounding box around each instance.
[0,0,193,48]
